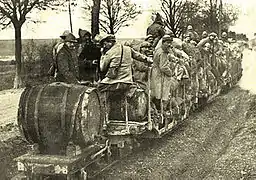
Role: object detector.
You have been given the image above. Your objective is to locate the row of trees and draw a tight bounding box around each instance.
[0,0,239,88]
[160,0,239,37]
[88,0,141,36]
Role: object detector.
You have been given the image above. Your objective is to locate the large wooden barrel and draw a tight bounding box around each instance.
[18,82,102,155]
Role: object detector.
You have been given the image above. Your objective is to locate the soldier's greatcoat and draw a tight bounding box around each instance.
[54,43,79,84]
[78,41,101,82]
[151,47,177,101]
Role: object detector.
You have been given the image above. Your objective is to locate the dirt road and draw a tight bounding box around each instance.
[0,89,23,127]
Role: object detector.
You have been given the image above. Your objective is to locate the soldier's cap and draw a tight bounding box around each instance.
[205,42,211,48]
[162,35,173,43]
[64,33,78,43]
[99,34,116,44]
[202,31,208,35]
[209,32,217,37]
[140,41,152,49]
[187,25,193,30]
[221,32,227,37]
[145,34,154,41]
[60,30,71,40]
[78,28,91,38]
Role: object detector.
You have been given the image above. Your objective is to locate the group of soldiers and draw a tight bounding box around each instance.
[49,29,101,84]
[50,15,243,116]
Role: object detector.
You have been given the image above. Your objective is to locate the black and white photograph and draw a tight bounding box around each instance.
[0,0,255,179]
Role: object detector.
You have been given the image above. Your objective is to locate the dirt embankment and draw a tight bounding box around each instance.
[103,87,256,180]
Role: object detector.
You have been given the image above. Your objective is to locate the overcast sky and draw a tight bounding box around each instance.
[0,0,255,39]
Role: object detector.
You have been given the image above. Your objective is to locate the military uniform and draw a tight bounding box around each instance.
[151,46,177,101]
[78,42,101,82]
[54,43,79,84]
[100,43,149,86]
[132,42,153,89]
[146,13,165,47]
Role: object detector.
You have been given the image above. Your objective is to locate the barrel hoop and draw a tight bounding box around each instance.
[34,84,48,142]
[24,86,36,142]
[61,88,69,132]
[18,88,32,143]
[70,91,86,138]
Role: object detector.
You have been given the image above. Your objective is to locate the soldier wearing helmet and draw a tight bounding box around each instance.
[151,35,177,111]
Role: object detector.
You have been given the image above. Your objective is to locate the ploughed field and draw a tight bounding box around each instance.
[1,86,256,179]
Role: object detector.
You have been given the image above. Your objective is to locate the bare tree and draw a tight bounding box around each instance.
[91,0,101,37]
[161,0,199,37]
[160,0,239,38]
[200,0,239,35]
[100,0,141,34]
[0,0,64,88]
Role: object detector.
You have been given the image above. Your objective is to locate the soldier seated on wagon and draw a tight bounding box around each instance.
[132,41,153,90]
[98,34,153,96]
[98,34,153,122]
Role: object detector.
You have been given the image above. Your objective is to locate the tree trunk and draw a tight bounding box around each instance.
[91,0,101,38]
[13,25,23,88]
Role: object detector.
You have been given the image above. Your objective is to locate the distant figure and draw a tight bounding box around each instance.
[77,29,101,83]
[184,25,200,43]
[146,13,165,48]
[53,32,79,84]
[48,30,71,77]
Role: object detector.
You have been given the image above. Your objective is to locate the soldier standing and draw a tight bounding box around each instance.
[151,35,175,111]
[53,32,79,84]
[77,29,101,83]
